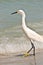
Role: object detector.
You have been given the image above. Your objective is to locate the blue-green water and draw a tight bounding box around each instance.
[0,0,43,54]
[0,0,43,35]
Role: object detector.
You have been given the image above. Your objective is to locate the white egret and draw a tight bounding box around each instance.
[11,10,43,56]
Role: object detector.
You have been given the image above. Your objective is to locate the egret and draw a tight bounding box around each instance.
[11,10,43,56]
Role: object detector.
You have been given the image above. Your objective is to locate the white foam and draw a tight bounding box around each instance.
[0,36,43,54]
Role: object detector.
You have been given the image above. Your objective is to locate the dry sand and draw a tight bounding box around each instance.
[0,49,43,65]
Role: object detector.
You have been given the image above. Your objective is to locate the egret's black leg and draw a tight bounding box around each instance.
[27,41,35,56]
[33,45,35,56]
[31,41,35,56]
[27,47,32,53]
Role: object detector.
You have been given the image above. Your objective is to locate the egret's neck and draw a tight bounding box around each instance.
[22,13,26,28]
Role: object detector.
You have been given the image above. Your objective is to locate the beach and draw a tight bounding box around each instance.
[0,0,43,65]
[0,49,43,65]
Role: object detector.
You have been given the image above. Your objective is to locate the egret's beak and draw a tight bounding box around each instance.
[11,11,17,15]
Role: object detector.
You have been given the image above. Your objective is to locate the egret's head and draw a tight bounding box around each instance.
[17,10,25,14]
[11,10,25,16]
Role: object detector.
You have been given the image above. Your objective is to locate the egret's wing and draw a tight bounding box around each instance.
[24,27,43,43]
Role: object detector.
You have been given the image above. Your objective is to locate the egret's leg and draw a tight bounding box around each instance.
[27,41,35,56]
[27,47,32,53]
[33,45,35,56]
[31,41,35,56]
[24,47,32,56]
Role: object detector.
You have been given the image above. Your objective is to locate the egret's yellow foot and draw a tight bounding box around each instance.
[24,53,29,57]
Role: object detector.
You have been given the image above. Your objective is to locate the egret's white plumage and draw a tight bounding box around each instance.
[17,10,43,43]
[11,10,43,43]
[11,9,43,55]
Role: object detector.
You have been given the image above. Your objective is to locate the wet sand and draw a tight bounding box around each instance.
[0,49,43,65]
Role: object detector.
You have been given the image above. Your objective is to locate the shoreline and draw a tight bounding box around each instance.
[0,49,43,65]
[0,48,43,56]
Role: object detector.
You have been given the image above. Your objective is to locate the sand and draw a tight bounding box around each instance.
[0,49,43,65]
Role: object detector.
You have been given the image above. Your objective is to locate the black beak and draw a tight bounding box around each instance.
[11,12,17,15]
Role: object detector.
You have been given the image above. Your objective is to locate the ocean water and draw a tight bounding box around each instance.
[0,0,43,54]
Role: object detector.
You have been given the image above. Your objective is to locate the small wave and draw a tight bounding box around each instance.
[0,36,43,54]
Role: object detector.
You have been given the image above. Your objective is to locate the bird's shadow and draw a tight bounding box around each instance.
[15,53,37,65]
[15,53,34,57]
